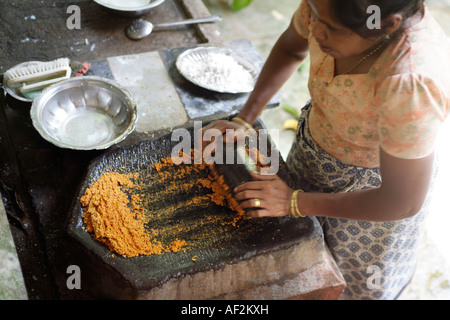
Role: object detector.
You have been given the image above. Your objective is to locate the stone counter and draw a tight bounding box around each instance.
[0,0,345,300]
[0,200,27,299]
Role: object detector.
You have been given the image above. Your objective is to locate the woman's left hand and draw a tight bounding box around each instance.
[233,172,293,218]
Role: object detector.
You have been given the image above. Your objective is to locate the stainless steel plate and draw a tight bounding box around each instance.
[30,76,137,150]
[93,0,165,16]
[176,47,259,94]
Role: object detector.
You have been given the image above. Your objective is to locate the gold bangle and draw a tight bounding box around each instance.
[232,117,254,131]
[291,189,306,218]
[290,191,297,216]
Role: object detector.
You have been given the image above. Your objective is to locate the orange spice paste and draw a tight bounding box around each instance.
[80,149,246,258]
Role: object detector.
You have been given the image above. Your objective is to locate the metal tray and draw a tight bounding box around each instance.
[176,47,259,94]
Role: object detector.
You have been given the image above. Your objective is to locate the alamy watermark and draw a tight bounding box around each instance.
[367,265,382,290]
[66,265,81,290]
[66,5,81,30]
[66,4,382,31]
[367,5,382,30]
[64,263,383,292]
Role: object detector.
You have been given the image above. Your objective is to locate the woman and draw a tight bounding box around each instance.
[203,0,449,299]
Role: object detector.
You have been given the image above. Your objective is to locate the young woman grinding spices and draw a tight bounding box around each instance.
[202,0,450,299]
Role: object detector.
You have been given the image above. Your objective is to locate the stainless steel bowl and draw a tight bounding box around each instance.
[30,76,137,150]
[93,0,165,17]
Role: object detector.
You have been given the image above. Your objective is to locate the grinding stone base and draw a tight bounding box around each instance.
[137,234,345,300]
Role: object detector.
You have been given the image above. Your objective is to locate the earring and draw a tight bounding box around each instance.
[385,33,391,40]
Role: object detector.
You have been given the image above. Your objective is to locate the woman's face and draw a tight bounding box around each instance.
[307,0,383,59]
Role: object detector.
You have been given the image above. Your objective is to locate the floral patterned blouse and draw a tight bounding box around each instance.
[292,0,450,168]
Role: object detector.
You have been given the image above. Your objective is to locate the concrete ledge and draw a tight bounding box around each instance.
[138,234,345,300]
[0,199,28,300]
[179,0,224,44]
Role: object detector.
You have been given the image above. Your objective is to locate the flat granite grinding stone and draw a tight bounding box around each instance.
[62,120,345,299]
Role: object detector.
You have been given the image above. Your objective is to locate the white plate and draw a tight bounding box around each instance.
[93,0,165,12]
[176,47,259,94]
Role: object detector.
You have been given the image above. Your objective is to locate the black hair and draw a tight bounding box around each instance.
[331,0,425,38]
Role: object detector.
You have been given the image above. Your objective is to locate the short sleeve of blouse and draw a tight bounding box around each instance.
[292,0,311,39]
[377,73,449,159]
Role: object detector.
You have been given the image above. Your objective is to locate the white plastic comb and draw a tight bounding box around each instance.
[4,58,71,94]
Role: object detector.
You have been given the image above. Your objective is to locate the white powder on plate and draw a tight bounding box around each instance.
[184,52,254,92]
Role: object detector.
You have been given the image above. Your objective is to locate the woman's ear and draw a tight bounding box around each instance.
[382,13,403,37]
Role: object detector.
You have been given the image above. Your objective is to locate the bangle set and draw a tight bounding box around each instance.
[232,116,305,219]
[291,189,306,218]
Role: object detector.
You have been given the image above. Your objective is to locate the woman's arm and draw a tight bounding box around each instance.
[238,21,310,124]
[201,21,309,150]
[235,148,435,222]
[298,149,434,221]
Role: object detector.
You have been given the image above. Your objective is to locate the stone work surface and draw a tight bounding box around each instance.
[0,201,27,300]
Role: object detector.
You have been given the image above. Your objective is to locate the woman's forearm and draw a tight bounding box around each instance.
[297,188,410,222]
[238,24,309,124]
[297,150,435,222]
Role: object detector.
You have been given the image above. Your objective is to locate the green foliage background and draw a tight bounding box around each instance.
[230,0,253,11]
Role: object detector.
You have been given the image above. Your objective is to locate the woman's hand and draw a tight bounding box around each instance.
[234,172,293,218]
[200,119,253,155]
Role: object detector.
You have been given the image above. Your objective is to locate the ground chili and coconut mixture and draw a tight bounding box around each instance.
[80,149,255,258]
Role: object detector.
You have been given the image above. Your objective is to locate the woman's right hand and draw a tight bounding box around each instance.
[200,118,254,155]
